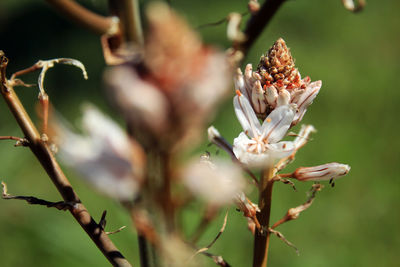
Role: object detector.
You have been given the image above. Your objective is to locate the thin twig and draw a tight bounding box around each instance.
[1,181,75,210]
[268,228,299,255]
[189,212,230,266]
[204,211,228,250]
[201,251,231,267]
[0,136,29,146]
[46,0,114,35]
[0,51,132,267]
[271,183,323,229]
[197,11,248,30]
[106,226,127,235]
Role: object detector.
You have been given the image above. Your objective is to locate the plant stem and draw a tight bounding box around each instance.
[0,52,132,267]
[235,0,286,58]
[108,0,144,45]
[46,0,114,35]
[253,167,275,267]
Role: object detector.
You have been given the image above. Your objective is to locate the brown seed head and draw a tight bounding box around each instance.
[257,38,301,89]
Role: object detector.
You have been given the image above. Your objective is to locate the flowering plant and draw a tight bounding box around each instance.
[0,1,361,266]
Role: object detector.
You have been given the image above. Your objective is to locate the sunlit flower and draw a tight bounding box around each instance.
[233,91,296,167]
[183,155,245,206]
[234,38,321,126]
[55,105,144,201]
[292,162,351,181]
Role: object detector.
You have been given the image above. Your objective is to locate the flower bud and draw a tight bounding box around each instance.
[292,162,350,181]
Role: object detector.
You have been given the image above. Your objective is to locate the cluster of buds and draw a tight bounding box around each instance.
[234,38,321,126]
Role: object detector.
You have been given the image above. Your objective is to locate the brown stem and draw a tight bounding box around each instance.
[46,0,114,35]
[253,167,275,267]
[0,52,131,267]
[108,0,144,45]
[238,0,287,57]
[160,151,175,233]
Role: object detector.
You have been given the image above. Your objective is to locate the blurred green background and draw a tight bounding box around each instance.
[0,0,399,266]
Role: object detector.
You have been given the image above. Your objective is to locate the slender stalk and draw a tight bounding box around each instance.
[46,0,113,35]
[253,167,275,267]
[108,0,144,45]
[238,0,286,57]
[0,52,132,267]
[138,234,150,267]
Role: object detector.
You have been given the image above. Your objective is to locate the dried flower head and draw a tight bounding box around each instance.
[234,38,321,126]
[106,2,230,149]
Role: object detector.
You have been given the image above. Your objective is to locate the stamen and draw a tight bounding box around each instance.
[236,90,242,96]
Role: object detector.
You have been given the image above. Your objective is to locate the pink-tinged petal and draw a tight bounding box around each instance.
[251,80,267,114]
[292,80,321,125]
[261,104,296,143]
[266,141,295,159]
[266,86,278,108]
[244,64,254,97]
[277,89,291,106]
[56,105,142,201]
[234,68,249,99]
[183,158,245,206]
[105,66,169,134]
[293,162,350,181]
[234,94,261,137]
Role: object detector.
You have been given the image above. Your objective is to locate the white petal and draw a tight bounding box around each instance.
[261,104,296,143]
[266,86,278,108]
[266,141,296,159]
[233,132,272,167]
[251,80,267,114]
[234,94,261,137]
[292,80,321,125]
[234,68,249,99]
[57,105,139,201]
[277,89,291,106]
[183,158,245,205]
[244,64,254,97]
[207,125,221,142]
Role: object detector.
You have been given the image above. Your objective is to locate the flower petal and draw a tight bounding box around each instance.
[261,104,296,143]
[292,80,321,125]
[234,94,261,137]
[183,158,245,206]
[266,141,295,159]
[233,132,271,167]
[234,68,249,99]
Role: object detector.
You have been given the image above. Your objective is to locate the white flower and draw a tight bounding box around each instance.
[56,105,143,201]
[234,38,321,126]
[292,162,351,181]
[183,157,245,206]
[233,92,296,167]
